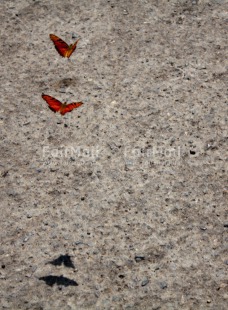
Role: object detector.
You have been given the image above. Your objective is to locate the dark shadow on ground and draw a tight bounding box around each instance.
[39,275,78,287]
[47,254,75,269]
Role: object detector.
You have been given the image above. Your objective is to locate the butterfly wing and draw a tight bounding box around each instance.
[60,102,83,115]
[66,39,80,58]
[49,34,69,57]
[42,94,62,113]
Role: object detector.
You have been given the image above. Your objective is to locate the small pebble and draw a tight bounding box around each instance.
[159,281,168,289]
[75,241,83,245]
[141,278,149,286]
[135,255,145,262]
[72,32,78,39]
[23,236,30,242]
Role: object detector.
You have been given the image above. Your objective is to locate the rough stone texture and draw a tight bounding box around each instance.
[0,0,227,309]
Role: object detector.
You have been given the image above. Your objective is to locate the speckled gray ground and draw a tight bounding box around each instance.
[0,0,227,309]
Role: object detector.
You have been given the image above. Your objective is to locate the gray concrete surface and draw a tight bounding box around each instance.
[0,0,227,309]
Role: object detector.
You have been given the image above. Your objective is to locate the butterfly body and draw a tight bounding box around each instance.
[42,94,83,115]
[49,34,79,58]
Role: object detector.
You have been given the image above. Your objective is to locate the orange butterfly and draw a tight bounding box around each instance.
[42,94,83,115]
[49,34,80,58]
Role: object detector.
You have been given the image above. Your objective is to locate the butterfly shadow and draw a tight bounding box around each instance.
[39,275,78,287]
[47,254,75,269]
